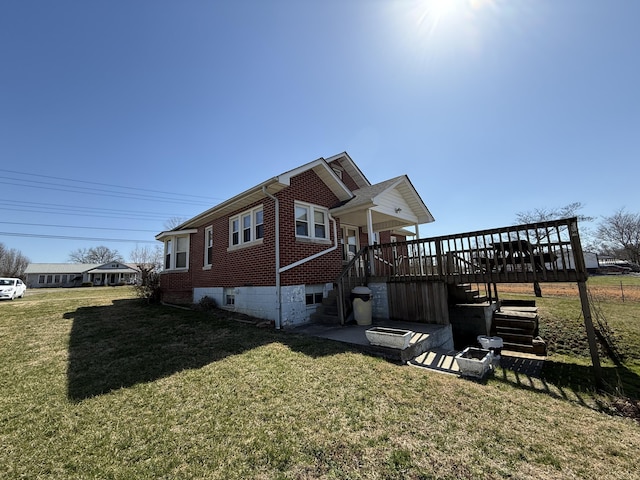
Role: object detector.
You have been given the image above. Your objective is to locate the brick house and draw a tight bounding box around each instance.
[156,152,434,328]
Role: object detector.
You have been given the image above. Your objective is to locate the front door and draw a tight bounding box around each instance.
[342,225,359,263]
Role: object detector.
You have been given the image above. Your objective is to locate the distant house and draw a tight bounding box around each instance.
[156,152,434,328]
[24,262,139,288]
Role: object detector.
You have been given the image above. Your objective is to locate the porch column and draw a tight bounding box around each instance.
[367,208,375,276]
[366,209,375,245]
[415,223,424,276]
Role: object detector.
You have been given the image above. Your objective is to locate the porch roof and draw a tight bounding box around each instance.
[330,175,434,231]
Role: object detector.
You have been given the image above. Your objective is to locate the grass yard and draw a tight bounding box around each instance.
[1,287,640,479]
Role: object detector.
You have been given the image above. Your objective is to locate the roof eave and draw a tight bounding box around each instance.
[155,229,198,241]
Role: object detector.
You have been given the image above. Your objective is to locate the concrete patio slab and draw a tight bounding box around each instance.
[292,320,454,363]
[292,320,546,378]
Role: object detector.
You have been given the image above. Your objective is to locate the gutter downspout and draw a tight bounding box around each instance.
[262,186,281,330]
[279,214,338,273]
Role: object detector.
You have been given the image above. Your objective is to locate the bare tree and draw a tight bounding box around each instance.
[596,208,640,265]
[68,246,124,264]
[515,202,592,297]
[516,202,593,225]
[516,201,595,244]
[0,242,30,278]
[164,216,187,230]
[129,245,163,272]
[129,244,163,303]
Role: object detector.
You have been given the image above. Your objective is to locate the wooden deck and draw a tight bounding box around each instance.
[334,217,604,386]
[336,217,590,324]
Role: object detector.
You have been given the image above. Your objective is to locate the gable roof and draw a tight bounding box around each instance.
[159,152,434,237]
[331,175,435,224]
[325,152,370,189]
[330,175,435,229]
[172,154,356,231]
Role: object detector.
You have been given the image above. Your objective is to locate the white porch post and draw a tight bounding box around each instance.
[415,223,424,276]
[366,209,375,245]
[367,208,375,276]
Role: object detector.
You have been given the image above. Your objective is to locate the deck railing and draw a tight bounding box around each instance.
[336,217,588,324]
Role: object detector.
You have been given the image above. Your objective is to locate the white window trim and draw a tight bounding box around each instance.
[164,234,191,271]
[228,205,264,251]
[305,284,325,307]
[295,201,330,242]
[204,226,213,269]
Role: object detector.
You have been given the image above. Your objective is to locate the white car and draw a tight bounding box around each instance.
[0,278,27,300]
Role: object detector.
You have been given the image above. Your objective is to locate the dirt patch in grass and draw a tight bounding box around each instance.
[498,282,640,302]
[612,397,640,423]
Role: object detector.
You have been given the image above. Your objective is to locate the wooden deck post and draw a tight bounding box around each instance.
[569,218,603,388]
[578,281,603,388]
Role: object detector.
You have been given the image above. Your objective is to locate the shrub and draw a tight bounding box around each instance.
[196,295,217,312]
[133,271,161,304]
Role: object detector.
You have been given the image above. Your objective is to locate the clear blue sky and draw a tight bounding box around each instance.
[1,0,638,263]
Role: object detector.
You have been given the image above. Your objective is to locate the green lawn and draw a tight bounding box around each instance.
[1,287,639,479]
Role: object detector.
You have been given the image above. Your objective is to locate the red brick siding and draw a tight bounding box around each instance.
[159,270,192,304]
[328,159,360,191]
[357,229,407,247]
[277,169,343,285]
[191,198,276,288]
[162,168,346,294]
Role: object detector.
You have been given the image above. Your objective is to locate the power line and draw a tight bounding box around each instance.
[2,168,221,202]
[0,199,190,218]
[0,221,159,233]
[0,179,213,206]
[0,232,157,243]
[0,206,170,222]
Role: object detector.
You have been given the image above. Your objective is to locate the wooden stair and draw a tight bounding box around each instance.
[492,300,546,355]
[449,283,488,305]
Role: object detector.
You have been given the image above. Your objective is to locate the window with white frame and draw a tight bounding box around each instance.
[164,235,190,270]
[305,285,324,306]
[176,237,188,268]
[165,239,172,269]
[229,206,263,247]
[255,209,264,240]
[295,202,328,240]
[204,226,213,267]
[224,288,235,306]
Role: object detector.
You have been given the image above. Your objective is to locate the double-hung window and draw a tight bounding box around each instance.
[204,226,213,267]
[175,237,188,268]
[295,202,329,241]
[162,233,193,270]
[165,239,172,269]
[229,206,264,248]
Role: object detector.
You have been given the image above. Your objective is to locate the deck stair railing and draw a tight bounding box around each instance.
[335,217,588,324]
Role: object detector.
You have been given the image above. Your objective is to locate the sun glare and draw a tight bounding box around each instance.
[399,0,494,58]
